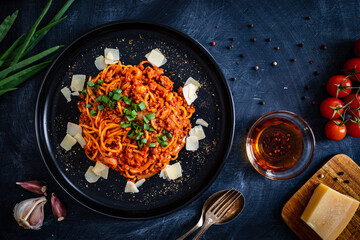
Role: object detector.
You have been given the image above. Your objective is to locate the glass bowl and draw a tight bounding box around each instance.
[245,111,315,180]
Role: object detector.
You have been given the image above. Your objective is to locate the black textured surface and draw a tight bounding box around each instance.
[1,0,360,239]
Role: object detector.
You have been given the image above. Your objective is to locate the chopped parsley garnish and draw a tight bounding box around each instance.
[97,105,104,111]
[85,104,92,108]
[148,142,156,147]
[146,112,155,120]
[81,89,87,97]
[97,80,104,84]
[123,96,132,105]
[87,81,95,87]
[90,109,97,116]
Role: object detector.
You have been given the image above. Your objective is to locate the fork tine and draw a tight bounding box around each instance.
[211,190,236,214]
[217,193,241,219]
[208,189,233,212]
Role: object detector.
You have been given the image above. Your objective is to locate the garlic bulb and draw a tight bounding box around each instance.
[13,196,47,230]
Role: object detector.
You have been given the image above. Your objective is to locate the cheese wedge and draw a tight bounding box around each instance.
[301,183,359,240]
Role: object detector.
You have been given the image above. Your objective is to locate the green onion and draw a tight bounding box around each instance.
[121,121,131,128]
[81,89,87,97]
[108,100,116,108]
[132,103,139,112]
[0,34,23,68]
[146,112,155,120]
[127,130,135,138]
[126,116,135,122]
[141,138,147,144]
[130,110,138,118]
[138,101,146,111]
[101,95,109,103]
[113,93,121,101]
[97,80,104,84]
[143,123,150,130]
[160,141,168,147]
[143,115,149,124]
[94,84,100,90]
[85,104,92,108]
[90,109,97,116]
[108,92,114,98]
[113,88,122,94]
[96,95,103,102]
[148,142,156,147]
[87,81,95,87]
[0,10,19,44]
[156,136,162,143]
[123,95,131,105]
[97,105,104,111]
[149,127,155,132]
[135,132,143,141]
[161,136,167,142]
[162,130,166,134]
[138,143,144,148]
[166,132,172,138]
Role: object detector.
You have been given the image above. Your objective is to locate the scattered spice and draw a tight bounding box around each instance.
[314,71,320,75]
[236,61,240,65]
[210,41,216,46]
[333,177,338,181]
[298,43,304,47]
[260,101,265,105]
[309,60,313,64]
[305,85,310,90]
[215,26,219,29]
[302,96,307,100]
[291,58,296,62]
[266,38,271,42]
[254,66,259,70]
[251,38,256,42]
[312,101,316,105]
[318,174,324,178]
[249,24,254,28]
[344,180,350,184]
[275,46,280,50]
[231,77,236,81]
[272,61,277,66]
[227,45,234,49]
[305,16,311,20]
[338,171,344,175]
[313,48,317,51]
[321,44,327,50]
[240,54,245,58]
[230,38,235,41]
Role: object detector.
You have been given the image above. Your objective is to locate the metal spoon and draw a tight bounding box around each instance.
[177,189,245,240]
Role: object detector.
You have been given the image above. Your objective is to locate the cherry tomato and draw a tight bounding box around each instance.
[326,75,352,98]
[344,93,360,117]
[343,58,360,81]
[324,120,347,141]
[320,98,344,119]
[346,117,360,138]
[354,38,360,57]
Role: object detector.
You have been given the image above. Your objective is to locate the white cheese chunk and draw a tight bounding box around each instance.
[66,122,82,137]
[189,125,206,140]
[92,161,109,179]
[104,48,119,64]
[195,118,209,127]
[186,136,199,151]
[184,77,200,88]
[60,87,71,102]
[71,91,79,96]
[188,83,198,99]
[74,133,86,148]
[60,134,77,151]
[85,166,100,183]
[94,55,108,70]
[124,181,139,193]
[163,163,182,180]
[70,74,86,92]
[159,169,166,179]
[145,48,167,67]
[182,84,198,105]
[135,179,145,188]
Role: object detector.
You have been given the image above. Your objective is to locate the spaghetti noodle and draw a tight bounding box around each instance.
[78,61,195,181]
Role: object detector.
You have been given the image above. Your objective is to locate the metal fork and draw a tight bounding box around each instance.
[192,189,241,240]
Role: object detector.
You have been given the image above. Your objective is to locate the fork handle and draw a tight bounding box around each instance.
[192,221,212,240]
[176,217,203,240]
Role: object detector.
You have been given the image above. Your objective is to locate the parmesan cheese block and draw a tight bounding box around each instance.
[186,136,199,151]
[184,77,200,88]
[195,118,208,127]
[160,163,182,180]
[70,74,86,92]
[85,166,100,183]
[301,183,360,240]
[74,133,86,148]
[145,48,167,67]
[135,179,145,188]
[104,48,119,64]
[66,122,82,137]
[182,84,198,105]
[94,55,107,70]
[60,134,77,151]
[189,125,206,140]
[60,87,71,102]
[92,161,109,179]
[124,181,139,193]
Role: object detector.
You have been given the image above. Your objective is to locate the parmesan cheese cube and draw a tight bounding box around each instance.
[60,134,77,151]
[182,84,198,105]
[184,77,200,88]
[195,118,209,127]
[94,55,107,70]
[188,83,198,99]
[301,184,360,240]
[66,122,82,137]
[71,91,79,96]
[164,162,182,180]
[60,87,71,102]
[135,179,145,188]
[124,181,139,193]
[85,166,100,183]
[70,74,86,92]
[92,161,109,179]
[145,48,167,67]
[189,125,206,140]
[74,133,86,148]
[104,48,119,64]
[186,136,199,151]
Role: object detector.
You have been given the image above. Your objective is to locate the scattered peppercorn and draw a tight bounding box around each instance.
[215,26,219,28]
[251,38,256,42]
[338,171,344,175]
[344,180,350,184]
[302,96,307,100]
[275,46,280,50]
[254,66,259,70]
[321,44,327,50]
[272,61,277,66]
[249,24,254,28]
[210,41,215,46]
[309,60,313,64]
[266,38,271,42]
[240,54,245,58]
[305,16,311,20]
[313,48,317,51]
[227,45,234,49]
[236,61,240,65]
[314,71,320,75]
[318,174,324,178]
[305,85,310,90]
[260,101,265,105]
[231,77,236,81]
[298,43,304,47]
[291,58,296,62]
[230,38,235,41]
[333,177,338,181]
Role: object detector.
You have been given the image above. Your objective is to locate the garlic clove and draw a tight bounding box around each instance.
[16,180,47,196]
[13,196,47,230]
[51,193,67,221]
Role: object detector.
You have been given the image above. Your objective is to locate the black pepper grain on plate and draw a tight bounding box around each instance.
[298,43,304,47]
[291,58,296,62]
[240,54,245,58]
[266,38,271,42]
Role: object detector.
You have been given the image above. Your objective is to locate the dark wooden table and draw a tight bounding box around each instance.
[1,0,360,239]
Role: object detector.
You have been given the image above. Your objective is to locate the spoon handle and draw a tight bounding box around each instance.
[176,217,203,240]
[192,221,212,240]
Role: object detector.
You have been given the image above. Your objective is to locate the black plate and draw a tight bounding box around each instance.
[35,21,235,219]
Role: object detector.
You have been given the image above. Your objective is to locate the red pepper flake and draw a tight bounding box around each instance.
[275,46,280,50]
[321,44,327,50]
[215,26,219,29]
[236,61,240,65]
[210,41,216,46]
[312,101,316,105]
